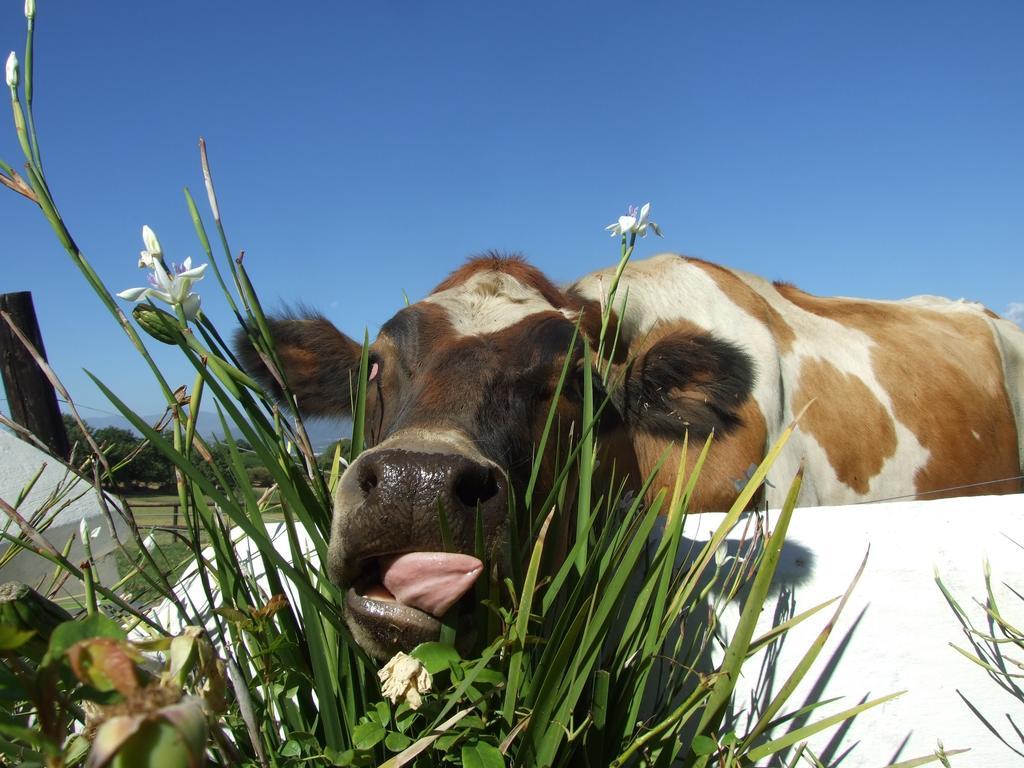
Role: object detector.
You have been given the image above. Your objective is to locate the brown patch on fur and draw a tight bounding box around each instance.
[633,397,768,512]
[432,253,570,309]
[777,284,1021,497]
[792,358,897,494]
[688,258,797,354]
[596,419,643,491]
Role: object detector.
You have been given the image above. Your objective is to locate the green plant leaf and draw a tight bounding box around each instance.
[352,721,386,751]
[591,669,610,731]
[690,735,717,756]
[502,506,555,723]
[385,732,413,752]
[66,637,141,695]
[462,740,506,768]
[410,642,461,676]
[45,614,125,666]
[0,625,36,651]
[745,691,905,762]
[325,747,356,766]
[886,748,971,768]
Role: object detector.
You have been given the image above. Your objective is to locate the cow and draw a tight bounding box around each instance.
[237,252,1024,659]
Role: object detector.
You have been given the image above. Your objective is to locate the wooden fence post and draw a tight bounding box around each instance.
[0,292,70,459]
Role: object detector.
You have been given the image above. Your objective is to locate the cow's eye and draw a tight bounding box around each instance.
[565,361,603,403]
[556,370,583,402]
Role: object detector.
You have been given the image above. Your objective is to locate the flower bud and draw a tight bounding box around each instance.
[141,225,162,258]
[5,52,18,89]
[133,304,183,345]
[25,0,35,19]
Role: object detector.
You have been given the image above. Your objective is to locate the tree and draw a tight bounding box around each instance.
[61,414,86,455]
[317,439,351,472]
[60,415,172,489]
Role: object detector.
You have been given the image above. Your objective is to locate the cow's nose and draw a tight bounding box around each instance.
[353,448,506,522]
[328,446,510,590]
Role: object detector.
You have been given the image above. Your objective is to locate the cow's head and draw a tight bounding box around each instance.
[237,254,755,658]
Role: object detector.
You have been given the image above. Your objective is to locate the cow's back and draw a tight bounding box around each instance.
[571,253,1023,507]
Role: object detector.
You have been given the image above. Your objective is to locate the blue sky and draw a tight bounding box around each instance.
[2,1,1023,419]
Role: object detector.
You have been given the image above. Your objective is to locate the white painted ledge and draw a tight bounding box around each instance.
[0,429,123,600]
[682,493,1024,767]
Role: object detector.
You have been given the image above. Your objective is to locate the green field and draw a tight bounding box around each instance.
[123,491,285,526]
[116,492,285,606]
[113,528,197,607]
[124,493,188,526]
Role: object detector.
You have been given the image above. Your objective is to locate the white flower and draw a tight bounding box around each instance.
[117,258,207,320]
[606,202,662,238]
[79,519,100,546]
[25,0,35,20]
[118,229,208,321]
[715,542,731,567]
[5,52,18,89]
[138,224,163,267]
[142,225,162,257]
[378,652,432,710]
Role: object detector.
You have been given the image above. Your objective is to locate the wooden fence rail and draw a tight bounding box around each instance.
[127,499,182,528]
[0,292,69,459]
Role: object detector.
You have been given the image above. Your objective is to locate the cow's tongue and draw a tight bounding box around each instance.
[378,552,483,618]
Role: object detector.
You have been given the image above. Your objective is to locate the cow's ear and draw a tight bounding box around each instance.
[618,329,756,439]
[234,315,363,417]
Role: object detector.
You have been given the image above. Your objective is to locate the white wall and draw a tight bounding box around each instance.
[0,429,123,602]
[683,493,1024,767]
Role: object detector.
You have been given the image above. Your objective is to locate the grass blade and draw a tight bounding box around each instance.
[744,691,905,762]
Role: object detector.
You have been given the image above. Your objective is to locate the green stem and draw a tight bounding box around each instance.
[596,236,634,380]
[24,16,42,170]
[9,91,33,163]
[199,138,243,290]
[83,562,96,616]
[184,372,205,458]
[184,186,241,318]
